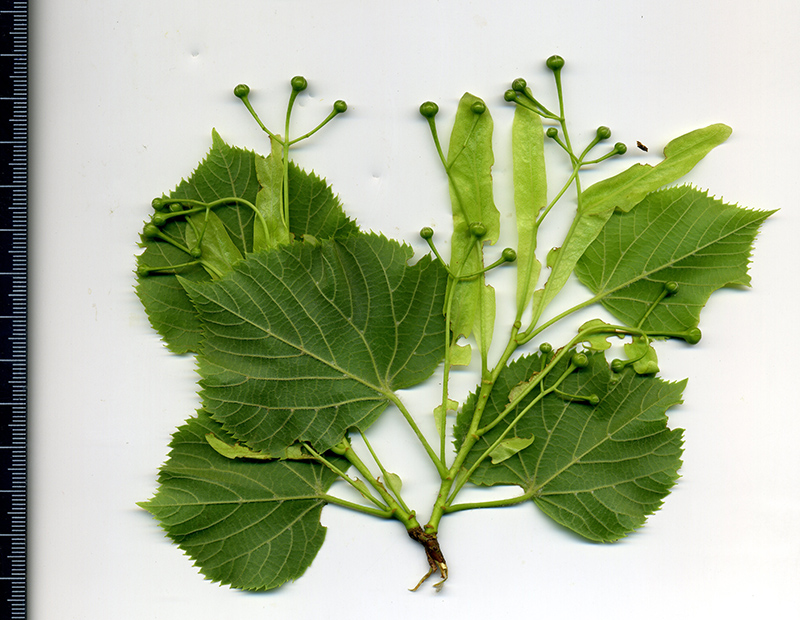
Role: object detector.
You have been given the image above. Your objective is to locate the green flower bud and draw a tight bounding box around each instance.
[151,197,168,211]
[546,127,559,139]
[546,55,565,71]
[151,213,167,227]
[539,342,553,354]
[587,394,600,406]
[504,89,518,102]
[143,223,161,239]
[571,352,589,368]
[610,358,626,373]
[683,328,702,345]
[614,142,627,155]
[664,281,679,295]
[596,126,612,140]
[233,84,250,98]
[471,100,486,115]
[333,100,348,114]
[419,101,439,119]
[502,248,517,262]
[512,78,527,92]
[189,246,202,259]
[169,203,184,213]
[291,75,308,92]
[469,222,487,238]
[419,227,434,240]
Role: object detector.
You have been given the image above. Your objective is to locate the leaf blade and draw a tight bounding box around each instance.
[575,185,774,332]
[140,411,345,591]
[455,352,685,541]
[184,233,448,453]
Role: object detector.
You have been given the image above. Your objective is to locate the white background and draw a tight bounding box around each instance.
[31,1,799,618]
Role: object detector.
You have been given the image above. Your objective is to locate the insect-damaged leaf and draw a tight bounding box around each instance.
[454,352,685,542]
[182,232,448,454]
[139,410,346,591]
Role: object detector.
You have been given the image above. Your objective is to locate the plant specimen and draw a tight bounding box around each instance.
[135,57,772,591]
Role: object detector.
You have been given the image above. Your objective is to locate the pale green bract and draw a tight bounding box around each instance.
[136,64,771,592]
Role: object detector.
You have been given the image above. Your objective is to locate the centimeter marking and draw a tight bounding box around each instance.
[0,2,27,619]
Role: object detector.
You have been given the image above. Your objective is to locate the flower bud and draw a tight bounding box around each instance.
[469,222,487,238]
[333,100,348,114]
[233,84,250,98]
[419,101,439,118]
[546,55,565,71]
[291,76,308,92]
[596,126,611,141]
[471,100,486,115]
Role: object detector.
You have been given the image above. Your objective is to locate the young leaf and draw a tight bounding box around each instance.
[575,185,774,333]
[446,93,500,354]
[512,102,546,317]
[533,124,731,322]
[182,232,448,453]
[455,352,685,542]
[139,410,346,591]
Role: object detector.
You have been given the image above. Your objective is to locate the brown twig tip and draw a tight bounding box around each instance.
[407,527,448,591]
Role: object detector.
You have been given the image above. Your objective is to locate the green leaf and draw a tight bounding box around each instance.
[137,132,359,353]
[455,352,685,542]
[139,410,346,591]
[512,102,546,317]
[137,130,260,352]
[183,232,448,453]
[533,124,731,322]
[446,93,500,353]
[284,162,359,242]
[575,185,774,333]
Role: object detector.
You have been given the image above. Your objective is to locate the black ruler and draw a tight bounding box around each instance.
[0,2,26,619]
